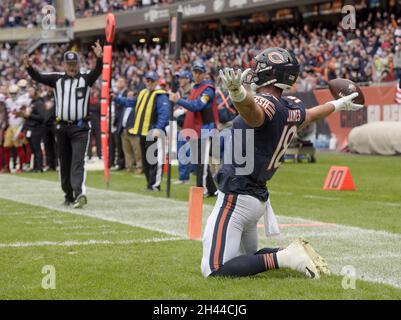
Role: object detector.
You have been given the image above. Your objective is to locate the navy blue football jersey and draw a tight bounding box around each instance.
[216,93,306,201]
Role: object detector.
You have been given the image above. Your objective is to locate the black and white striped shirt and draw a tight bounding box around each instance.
[27,58,103,121]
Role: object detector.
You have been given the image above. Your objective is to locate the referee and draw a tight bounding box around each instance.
[23,41,103,208]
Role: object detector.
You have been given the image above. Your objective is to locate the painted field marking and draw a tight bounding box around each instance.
[303,195,340,201]
[257,222,337,229]
[269,190,293,196]
[0,174,401,289]
[0,237,183,249]
[371,201,401,208]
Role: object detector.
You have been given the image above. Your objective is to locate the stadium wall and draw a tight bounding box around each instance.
[313,84,401,149]
[0,28,38,42]
[0,0,328,41]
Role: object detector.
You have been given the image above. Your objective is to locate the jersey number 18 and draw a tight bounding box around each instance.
[267,125,297,170]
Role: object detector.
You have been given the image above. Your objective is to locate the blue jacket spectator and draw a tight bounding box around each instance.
[114,93,169,133]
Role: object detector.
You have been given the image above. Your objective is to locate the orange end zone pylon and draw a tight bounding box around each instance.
[187,186,204,240]
[323,166,355,190]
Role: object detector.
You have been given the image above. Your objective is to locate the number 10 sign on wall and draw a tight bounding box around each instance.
[323,166,355,191]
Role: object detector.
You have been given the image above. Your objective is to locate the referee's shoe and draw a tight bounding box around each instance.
[73,195,87,209]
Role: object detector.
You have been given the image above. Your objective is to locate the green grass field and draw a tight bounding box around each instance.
[0,152,400,299]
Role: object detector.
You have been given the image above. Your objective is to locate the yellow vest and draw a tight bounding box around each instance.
[128,89,166,136]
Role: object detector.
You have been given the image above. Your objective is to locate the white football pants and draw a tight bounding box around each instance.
[201,191,274,277]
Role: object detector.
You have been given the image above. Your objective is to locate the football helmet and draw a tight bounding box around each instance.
[17,79,28,88]
[8,84,20,95]
[243,48,300,90]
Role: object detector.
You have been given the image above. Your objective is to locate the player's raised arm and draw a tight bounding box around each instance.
[219,68,266,128]
[299,92,363,129]
[24,54,59,88]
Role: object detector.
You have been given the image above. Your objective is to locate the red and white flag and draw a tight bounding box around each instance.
[396,81,401,104]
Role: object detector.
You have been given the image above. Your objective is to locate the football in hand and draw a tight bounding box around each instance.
[328,78,365,105]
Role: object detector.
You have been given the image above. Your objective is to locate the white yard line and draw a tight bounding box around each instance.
[269,190,293,196]
[371,201,401,208]
[0,174,401,289]
[0,237,182,248]
[303,195,340,201]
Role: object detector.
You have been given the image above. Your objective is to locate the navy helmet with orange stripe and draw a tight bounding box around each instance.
[243,48,300,91]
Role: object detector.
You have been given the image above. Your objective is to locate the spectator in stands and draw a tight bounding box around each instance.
[110,78,127,170]
[42,86,57,171]
[127,71,169,191]
[394,30,401,81]
[0,0,53,28]
[173,70,193,185]
[3,85,26,173]
[23,86,46,172]
[114,90,143,174]
[0,94,7,173]
[88,87,102,161]
[74,0,174,17]
[169,61,218,197]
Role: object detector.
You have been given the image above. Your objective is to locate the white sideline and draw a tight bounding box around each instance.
[0,237,183,248]
[0,174,401,289]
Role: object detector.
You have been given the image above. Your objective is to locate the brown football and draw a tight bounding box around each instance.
[328,78,365,105]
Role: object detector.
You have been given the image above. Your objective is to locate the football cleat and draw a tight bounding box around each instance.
[300,238,331,276]
[278,238,330,279]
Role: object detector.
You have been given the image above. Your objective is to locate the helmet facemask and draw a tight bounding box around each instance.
[242,48,300,91]
[242,61,278,89]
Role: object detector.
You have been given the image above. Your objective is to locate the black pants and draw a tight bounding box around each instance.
[56,122,90,201]
[88,116,102,159]
[109,130,125,168]
[26,127,44,171]
[43,124,57,170]
[140,136,163,190]
[192,138,217,196]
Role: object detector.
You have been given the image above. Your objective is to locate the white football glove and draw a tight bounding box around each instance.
[219,68,252,102]
[173,107,185,118]
[329,92,364,112]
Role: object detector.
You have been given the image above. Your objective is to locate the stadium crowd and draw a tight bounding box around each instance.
[0,5,400,179]
[0,0,56,28]
[0,0,175,27]
[74,0,175,17]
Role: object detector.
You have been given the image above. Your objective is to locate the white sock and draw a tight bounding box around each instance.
[276,248,291,269]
